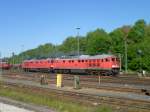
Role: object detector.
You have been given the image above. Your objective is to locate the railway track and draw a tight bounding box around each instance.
[1,80,150,112]
[3,71,150,84]
[2,71,150,96]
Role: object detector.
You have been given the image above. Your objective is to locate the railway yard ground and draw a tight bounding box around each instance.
[0,70,150,112]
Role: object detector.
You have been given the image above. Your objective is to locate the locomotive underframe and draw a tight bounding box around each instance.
[23,67,119,76]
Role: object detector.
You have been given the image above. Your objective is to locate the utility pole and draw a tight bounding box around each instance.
[137,49,143,73]
[0,52,2,76]
[124,36,128,73]
[118,53,122,72]
[12,52,15,65]
[21,45,24,63]
[76,27,80,57]
[122,26,130,74]
[12,52,15,72]
[54,44,56,58]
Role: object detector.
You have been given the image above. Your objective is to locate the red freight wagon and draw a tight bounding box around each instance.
[0,62,12,70]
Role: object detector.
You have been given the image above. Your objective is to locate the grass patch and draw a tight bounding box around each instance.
[93,106,112,112]
[0,83,112,112]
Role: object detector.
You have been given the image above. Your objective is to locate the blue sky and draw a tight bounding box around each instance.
[0,0,150,57]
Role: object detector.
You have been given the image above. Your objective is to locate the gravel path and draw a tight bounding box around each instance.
[0,97,55,112]
[0,102,34,112]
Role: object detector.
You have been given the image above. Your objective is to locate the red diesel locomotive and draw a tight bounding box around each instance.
[22,54,120,75]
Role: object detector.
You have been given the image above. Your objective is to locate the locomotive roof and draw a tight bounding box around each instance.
[55,54,115,60]
[24,54,116,62]
[79,54,114,59]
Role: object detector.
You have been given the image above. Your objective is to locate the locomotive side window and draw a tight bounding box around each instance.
[78,60,81,62]
[82,60,84,62]
[72,60,74,63]
[63,60,65,63]
[112,58,115,61]
[105,58,109,62]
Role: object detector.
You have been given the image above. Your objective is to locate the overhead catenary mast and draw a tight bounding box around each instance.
[0,52,2,75]
[76,27,80,57]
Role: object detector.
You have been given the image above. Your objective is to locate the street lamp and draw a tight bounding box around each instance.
[76,27,80,57]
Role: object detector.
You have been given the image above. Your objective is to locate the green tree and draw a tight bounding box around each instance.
[128,19,146,43]
[86,29,111,55]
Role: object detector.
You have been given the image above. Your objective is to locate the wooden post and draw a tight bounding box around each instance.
[98,75,101,86]
[74,75,80,89]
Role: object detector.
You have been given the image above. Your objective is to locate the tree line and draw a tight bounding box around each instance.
[9,19,150,72]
